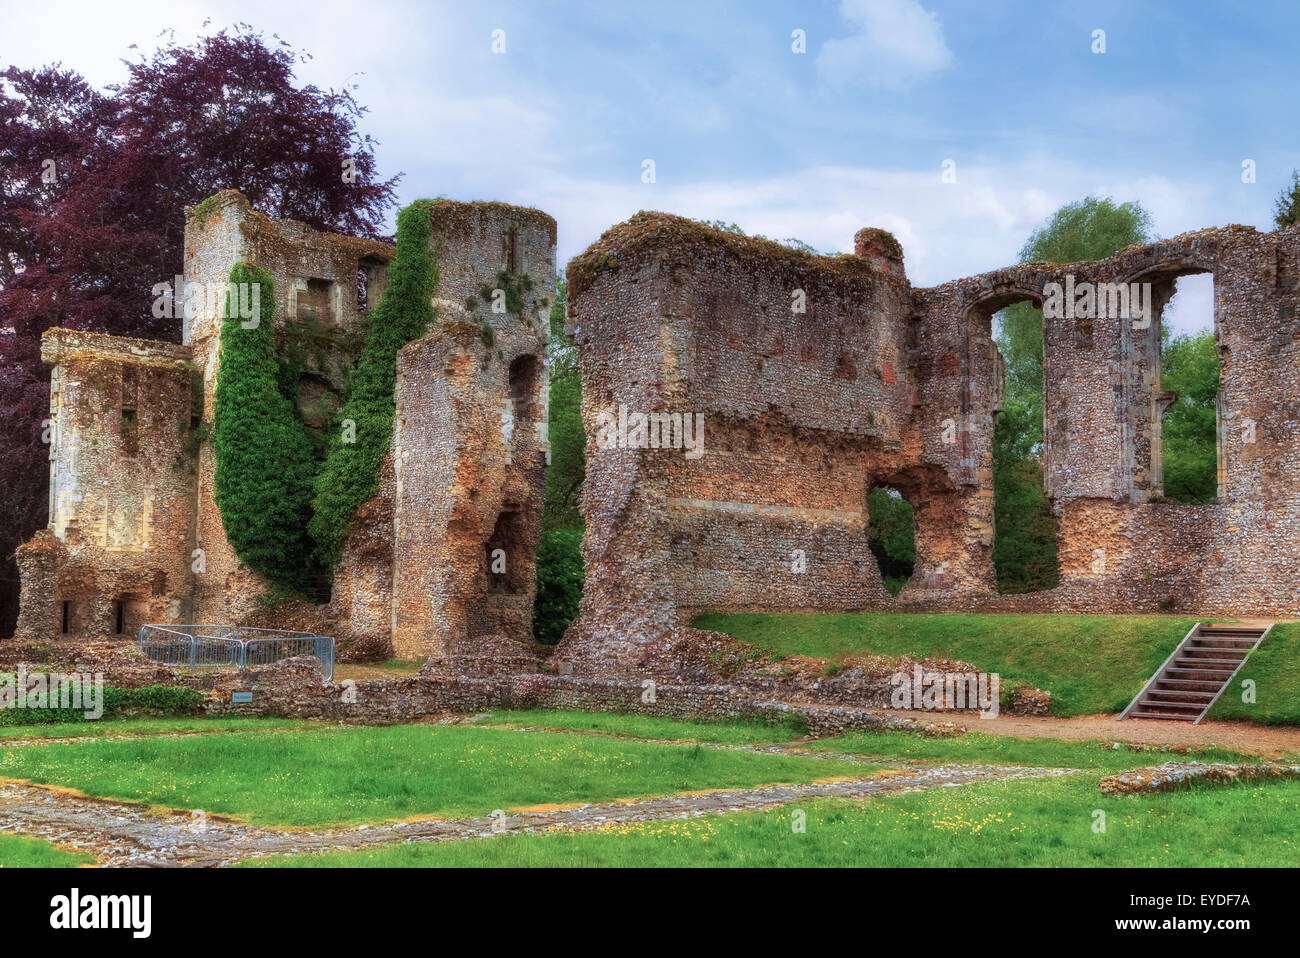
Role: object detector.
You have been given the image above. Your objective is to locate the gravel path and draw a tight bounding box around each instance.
[0,763,1076,867]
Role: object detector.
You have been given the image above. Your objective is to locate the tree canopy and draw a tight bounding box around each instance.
[0,26,399,631]
[1274,170,1300,229]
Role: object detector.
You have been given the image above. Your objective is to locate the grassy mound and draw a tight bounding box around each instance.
[694,612,1203,717]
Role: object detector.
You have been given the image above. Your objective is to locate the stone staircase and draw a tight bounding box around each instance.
[1119,623,1270,724]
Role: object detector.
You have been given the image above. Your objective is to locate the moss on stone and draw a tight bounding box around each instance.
[568,211,880,299]
[189,193,225,230]
[430,198,558,246]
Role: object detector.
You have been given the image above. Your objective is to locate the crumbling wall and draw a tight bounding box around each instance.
[183,191,395,625]
[559,215,987,673]
[17,193,555,666]
[560,214,1300,671]
[15,330,197,640]
[387,202,555,660]
[934,225,1300,616]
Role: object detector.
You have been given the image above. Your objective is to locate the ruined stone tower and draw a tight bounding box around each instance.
[16,191,556,663]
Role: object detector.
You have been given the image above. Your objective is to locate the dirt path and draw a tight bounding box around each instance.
[877,710,1300,756]
[0,763,1074,867]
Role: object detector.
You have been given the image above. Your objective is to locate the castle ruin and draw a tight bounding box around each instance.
[556,214,1300,674]
[16,198,1300,678]
[16,191,556,663]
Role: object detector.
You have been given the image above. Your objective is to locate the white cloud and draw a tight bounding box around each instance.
[817,0,954,90]
[522,158,1267,292]
[1,0,1273,300]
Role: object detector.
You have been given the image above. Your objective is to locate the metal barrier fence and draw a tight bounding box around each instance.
[138,625,334,682]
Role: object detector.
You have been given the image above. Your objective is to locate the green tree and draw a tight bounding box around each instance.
[1161,330,1219,504]
[992,197,1154,593]
[533,527,584,645]
[1274,170,1300,229]
[534,277,586,643]
[213,263,321,595]
[310,199,437,567]
[991,399,1060,592]
[541,278,584,531]
[867,487,915,595]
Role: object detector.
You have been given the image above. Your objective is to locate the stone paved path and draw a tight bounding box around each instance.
[0,763,1078,867]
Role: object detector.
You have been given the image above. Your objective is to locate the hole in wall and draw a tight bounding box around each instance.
[1158,272,1219,503]
[867,486,915,596]
[991,297,1061,594]
[296,278,336,327]
[485,510,528,594]
[358,256,387,315]
[504,227,519,273]
[508,354,541,422]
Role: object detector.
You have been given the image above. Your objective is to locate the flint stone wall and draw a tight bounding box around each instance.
[16,193,556,664]
[560,214,1300,671]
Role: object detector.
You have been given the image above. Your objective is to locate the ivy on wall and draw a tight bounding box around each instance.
[309,199,439,567]
[211,199,439,597]
[212,263,321,595]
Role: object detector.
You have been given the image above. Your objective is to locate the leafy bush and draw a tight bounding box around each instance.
[213,263,322,595]
[534,527,584,644]
[0,683,205,725]
[310,199,438,566]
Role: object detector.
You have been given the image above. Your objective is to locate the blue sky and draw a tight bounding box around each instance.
[5,0,1297,331]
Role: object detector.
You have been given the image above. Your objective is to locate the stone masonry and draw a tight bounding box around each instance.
[15,191,556,663]
[558,213,1300,673]
[20,197,1300,684]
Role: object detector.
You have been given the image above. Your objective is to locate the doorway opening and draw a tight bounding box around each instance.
[867,486,915,596]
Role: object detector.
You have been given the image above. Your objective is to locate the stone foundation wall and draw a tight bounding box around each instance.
[0,640,1008,735]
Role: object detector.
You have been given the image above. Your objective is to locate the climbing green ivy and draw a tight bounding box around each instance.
[479,268,534,318]
[190,194,224,230]
[213,263,322,596]
[309,199,439,567]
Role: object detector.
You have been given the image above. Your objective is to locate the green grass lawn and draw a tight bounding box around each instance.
[695,612,1203,716]
[472,711,1273,770]
[0,724,872,827]
[1207,623,1300,725]
[819,729,1268,772]
[0,716,310,741]
[242,773,1300,867]
[476,709,809,744]
[0,834,94,868]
